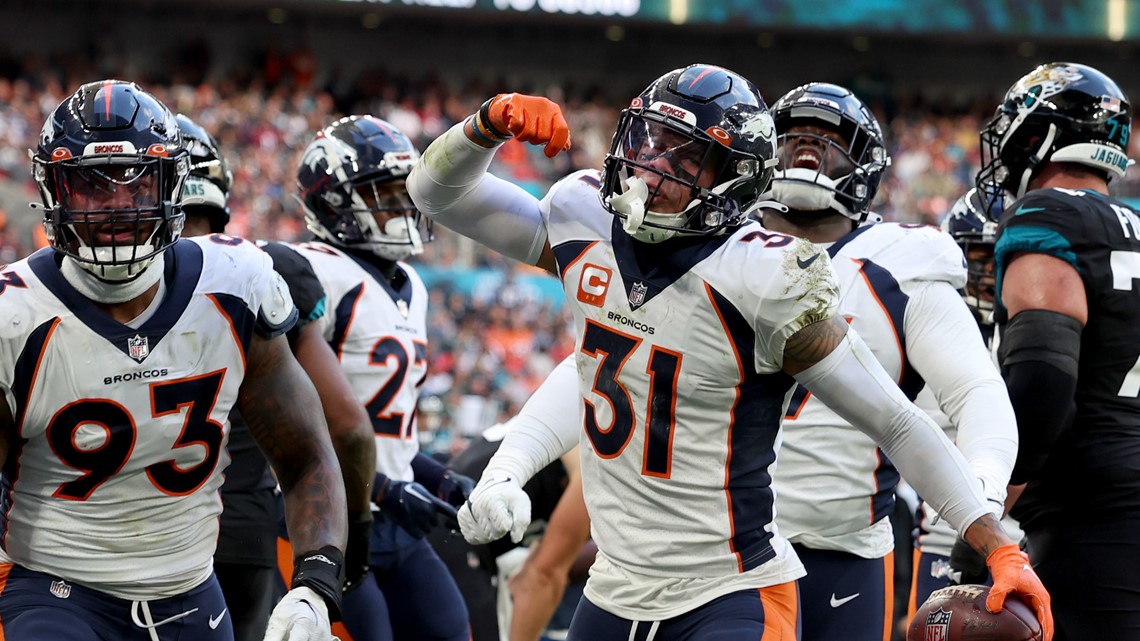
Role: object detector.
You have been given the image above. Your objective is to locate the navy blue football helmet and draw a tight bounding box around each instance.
[941,186,1005,320]
[176,113,232,233]
[600,64,778,243]
[769,83,890,222]
[296,115,431,261]
[33,80,189,281]
[977,62,1132,209]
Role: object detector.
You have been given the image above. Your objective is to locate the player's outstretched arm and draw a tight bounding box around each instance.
[240,332,347,634]
[407,94,570,274]
[783,319,1053,639]
[291,321,375,590]
[508,463,591,641]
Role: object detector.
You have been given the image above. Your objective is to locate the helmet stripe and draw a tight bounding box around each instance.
[102,80,114,120]
[687,67,718,91]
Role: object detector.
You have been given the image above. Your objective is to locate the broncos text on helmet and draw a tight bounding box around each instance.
[600,63,778,243]
[33,79,189,282]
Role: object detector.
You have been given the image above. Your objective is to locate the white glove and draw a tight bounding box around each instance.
[262,586,337,641]
[458,473,531,545]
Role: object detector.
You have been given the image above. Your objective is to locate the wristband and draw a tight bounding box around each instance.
[467,116,504,146]
[292,545,346,621]
[476,97,512,141]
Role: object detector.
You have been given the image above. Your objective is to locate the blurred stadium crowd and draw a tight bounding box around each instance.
[0,48,1137,458]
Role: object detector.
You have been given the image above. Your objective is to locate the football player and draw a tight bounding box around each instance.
[175,113,377,641]
[0,81,345,641]
[983,62,1140,640]
[289,115,474,641]
[406,64,1053,639]
[755,83,1018,641]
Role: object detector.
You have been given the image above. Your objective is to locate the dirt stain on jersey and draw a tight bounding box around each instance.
[782,238,839,326]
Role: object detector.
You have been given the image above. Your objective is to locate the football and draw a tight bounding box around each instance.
[908,584,1043,641]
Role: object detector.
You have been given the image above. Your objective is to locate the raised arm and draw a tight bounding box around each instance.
[783,317,1052,637]
[239,331,347,634]
[407,94,570,274]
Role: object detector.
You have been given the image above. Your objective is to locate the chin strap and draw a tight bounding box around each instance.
[60,253,165,304]
[1014,123,1057,198]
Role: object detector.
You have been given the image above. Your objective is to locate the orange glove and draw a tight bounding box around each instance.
[985,544,1054,640]
[483,93,572,158]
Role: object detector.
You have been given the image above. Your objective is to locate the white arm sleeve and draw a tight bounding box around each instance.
[905,282,1017,513]
[407,122,549,265]
[793,329,989,534]
[482,355,581,485]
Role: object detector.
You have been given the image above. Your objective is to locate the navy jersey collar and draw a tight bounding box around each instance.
[29,242,203,362]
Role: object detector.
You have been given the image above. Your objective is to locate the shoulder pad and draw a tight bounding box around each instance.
[259,241,326,324]
[835,223,966,288]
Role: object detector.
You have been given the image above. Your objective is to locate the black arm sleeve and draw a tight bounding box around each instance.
[998,309,1082,484]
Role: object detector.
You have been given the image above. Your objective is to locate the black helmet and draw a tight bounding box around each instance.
[769,82,890,222]
[941,186,1005,320]
[296,115,431,261]
[600,63,778,243]
[175,113,232,234]
[33,79,189,281]
[977,62,1132,208]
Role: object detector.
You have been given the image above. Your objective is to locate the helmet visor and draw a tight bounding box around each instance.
[61,162,161,214]
[614,112,727,213]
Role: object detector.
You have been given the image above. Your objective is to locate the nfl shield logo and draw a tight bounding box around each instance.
[127,334,149,361]
[50,579,71,599]
[629,282,648,308]
[925,608,952,641]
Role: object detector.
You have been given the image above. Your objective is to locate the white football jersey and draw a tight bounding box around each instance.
[0,237,295,599]
[543,170,839,619]
[289,242,428,480]
[773,222,966,558]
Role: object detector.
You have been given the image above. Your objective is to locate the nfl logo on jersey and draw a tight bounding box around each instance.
[629,282,648,308]
[50,579,71,599]
[128,334,149,361]
[925,608,952,641]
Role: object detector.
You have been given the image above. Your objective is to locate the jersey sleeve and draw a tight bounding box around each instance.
[541,170,606,248]
[994,188,1090,300]
[217,238,298,339]
[259,241,326,340]
[899,224,967,288]
[0,266,33,413]
[748,236,841,373]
